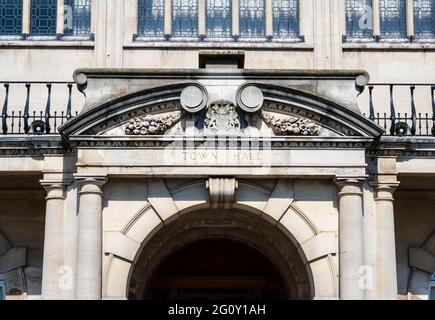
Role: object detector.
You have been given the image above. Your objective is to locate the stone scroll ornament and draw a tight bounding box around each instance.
[261,110,320,136]
[125,111,183,135]
[204,100,240,134]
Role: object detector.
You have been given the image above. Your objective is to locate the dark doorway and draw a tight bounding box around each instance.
[144,239,288,300]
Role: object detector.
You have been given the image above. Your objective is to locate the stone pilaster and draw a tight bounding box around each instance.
[75,176,106,300]
[335,177,366,300]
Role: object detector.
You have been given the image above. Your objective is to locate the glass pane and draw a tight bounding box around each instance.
[64,0,92,37]
[273,0,299,39]
[346,0,373,39]
[414,0,435,39]
[0,0,22,35]
[138,0,164,36]
[31,0,57,35]
[206,0,232,38]
[239,0,265,38]
[380,0,407,39]
[172,0,198,38]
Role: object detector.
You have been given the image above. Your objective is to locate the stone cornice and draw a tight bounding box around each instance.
[367,136,435,158]
[1,134,435,158]
[0,135,76,156]
[73,68,370,82]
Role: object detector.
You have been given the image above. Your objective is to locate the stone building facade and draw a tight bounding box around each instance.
[0,0,434,300]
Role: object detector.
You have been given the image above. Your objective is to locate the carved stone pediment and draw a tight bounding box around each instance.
[60,80,384,141]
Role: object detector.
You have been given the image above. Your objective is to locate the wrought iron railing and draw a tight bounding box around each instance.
[1,81,80,135]
[1,81,435,137]
[364,84,435,137]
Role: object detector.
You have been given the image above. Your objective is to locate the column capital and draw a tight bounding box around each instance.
[370,182,400,202]
[40,180,71,200]
[334,176,366,197]
[75,175,107,195]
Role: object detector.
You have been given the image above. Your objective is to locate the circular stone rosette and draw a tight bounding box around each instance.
[180,84,209,113]
[236,84,264,113]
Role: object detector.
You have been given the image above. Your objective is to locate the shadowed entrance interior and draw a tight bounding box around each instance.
[146,239,287,300]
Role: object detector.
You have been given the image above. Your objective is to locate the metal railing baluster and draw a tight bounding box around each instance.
[368,85,375,121]
[1,84,9,134]
[23,83,31,134]
[44,83,52,133]
[410,85,417,135]
[389,85,396,135]
[431,85,435,136]
[66,83,73,120]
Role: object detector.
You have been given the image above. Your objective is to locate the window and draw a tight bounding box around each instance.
[30,0,57,35]
[138,0,165,37]
[206,0,232,39]
[239,0,265,38]
[414,0,435,40]
[172,0,198,38]
[0,0,22,36]
[64,0,92,37]
[136,0,300,42]
[346,0,373,39]
[380,0,407,39]
[273,0,299,39]
[0,275,5,300]
[430,273,435,300]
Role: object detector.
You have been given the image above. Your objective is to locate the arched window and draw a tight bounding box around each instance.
[64,0,92,37]
[380,0,406,39]
[138,0,165,37]
[272,0,299,39]
[239,0,265,38]
[30,0,57,35]
[345,0,373,39]
[0,0,23,36]
[206,0,232,39]
[172,0,198,38]
[414,0,435,40]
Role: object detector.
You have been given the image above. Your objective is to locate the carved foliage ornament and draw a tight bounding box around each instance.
[125,111,183,135]
[261,110,320,136]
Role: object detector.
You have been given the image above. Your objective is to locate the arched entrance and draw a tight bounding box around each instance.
[145,239,287,300]
[127,209,314,300]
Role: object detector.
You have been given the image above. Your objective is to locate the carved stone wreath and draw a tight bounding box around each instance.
[261,110,320,136]
[204,100,240,134]
[125,111,182,135]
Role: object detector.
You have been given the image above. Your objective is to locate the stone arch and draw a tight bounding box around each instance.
[0,230,27,299]
[407,229,435,299]
[102,179,339,300]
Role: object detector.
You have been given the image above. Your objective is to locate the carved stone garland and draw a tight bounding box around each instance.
[261,110,320,136]
[125,111,183,135]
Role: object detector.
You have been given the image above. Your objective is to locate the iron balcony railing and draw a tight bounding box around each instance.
[364,83,435,136]
[1,81,80,135]
[0,81,435,136]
